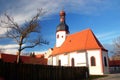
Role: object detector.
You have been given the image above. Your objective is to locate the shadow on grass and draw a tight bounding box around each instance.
[88,75,108,80]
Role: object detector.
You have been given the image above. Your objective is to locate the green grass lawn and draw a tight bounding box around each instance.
[88,75,108,80]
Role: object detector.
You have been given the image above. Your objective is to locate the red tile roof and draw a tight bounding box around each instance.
[1,53,17,63]
[109,60,120,67]
[52,29,107,56]
[0,53,47,65]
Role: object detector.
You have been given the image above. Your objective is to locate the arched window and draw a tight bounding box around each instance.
[58,59,61,66]
[104,57,107,67]
[91,56,96,66]
[71,58,75,67]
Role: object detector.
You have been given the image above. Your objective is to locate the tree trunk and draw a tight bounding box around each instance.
[17,36,23,63]
[16,51,21,63]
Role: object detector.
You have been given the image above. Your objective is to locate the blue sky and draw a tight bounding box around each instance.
[0,0,120,56]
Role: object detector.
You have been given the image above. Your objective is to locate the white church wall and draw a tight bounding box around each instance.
[50,49,108,75]
[102,50,109,74]
[56,31,67,47]
[58,54,68,66]
[47,56,53,65]
[53,56,56,65]
[87,49,103,75]
[69,52,77,66]
[76,52,87,66]
[69,51,87,66]
[52,54,68,66]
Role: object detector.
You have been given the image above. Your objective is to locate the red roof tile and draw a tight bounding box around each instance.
[52,29,107,56]
[109,60,120,66]
[0,53,47,65]
[1,53,17,63]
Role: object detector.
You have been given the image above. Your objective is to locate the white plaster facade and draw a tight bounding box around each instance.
[102,50,109,74]
[87,49,104,75]
[56,31,68,47]
[49,49,109,75]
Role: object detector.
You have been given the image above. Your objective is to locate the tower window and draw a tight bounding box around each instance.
[62,36,63,38]
[91,56,96,66]
[57,34,59,38]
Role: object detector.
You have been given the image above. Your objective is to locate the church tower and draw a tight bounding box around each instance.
[56,10,69,47]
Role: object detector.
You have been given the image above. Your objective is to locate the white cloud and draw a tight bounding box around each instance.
[97,31,116,39]
[0,0,110,34]
[34,50,47,54]
[0,44,18,54]
[0,43,28,54]
[0,0,110,24]
[96,31,120,44]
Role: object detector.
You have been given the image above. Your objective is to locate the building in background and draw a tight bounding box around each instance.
[0,53,47,65]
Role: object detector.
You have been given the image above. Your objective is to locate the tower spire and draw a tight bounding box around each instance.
[60,10,66,22]
[56,10,69,47]
[56,10,69,33]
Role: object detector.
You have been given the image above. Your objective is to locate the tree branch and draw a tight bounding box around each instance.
[0,8,48,63]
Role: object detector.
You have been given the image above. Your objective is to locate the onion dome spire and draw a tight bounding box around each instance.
[56,10,69,33]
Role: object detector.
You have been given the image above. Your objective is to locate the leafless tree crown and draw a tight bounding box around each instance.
[0,9,49,63]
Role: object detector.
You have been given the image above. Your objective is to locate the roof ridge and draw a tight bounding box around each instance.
[68,28,91,37]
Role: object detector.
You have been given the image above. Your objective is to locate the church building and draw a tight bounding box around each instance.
[48,10,109,75]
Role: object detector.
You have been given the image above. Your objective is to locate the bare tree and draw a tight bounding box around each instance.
[111,36,120,60]
[0,9,49,63]
[113,36,120,53]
